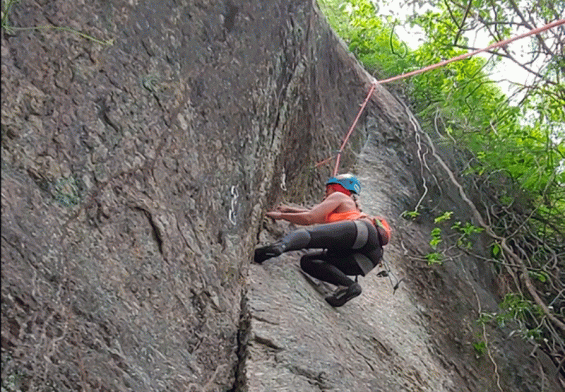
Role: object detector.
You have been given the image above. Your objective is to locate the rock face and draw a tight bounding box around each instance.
[1,0,560,391]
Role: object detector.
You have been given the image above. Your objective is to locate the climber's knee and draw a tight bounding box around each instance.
[284,228,311,251]
[300,254,322,273]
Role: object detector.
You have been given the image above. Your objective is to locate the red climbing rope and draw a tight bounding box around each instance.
[378,18,565,85]
[319,18,564,175]
[332,82,377,176]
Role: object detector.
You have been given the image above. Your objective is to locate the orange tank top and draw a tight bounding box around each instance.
[325,210,365,223]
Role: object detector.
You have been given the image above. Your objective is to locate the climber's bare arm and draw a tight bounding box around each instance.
[276,204,310,213]
[266,193,344,225]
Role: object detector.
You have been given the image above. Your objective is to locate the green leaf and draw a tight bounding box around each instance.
[528,270,549,283]
[492,243,501,257]
[434,211,453,223]
[401,210,420,220]
[425,252,443,265]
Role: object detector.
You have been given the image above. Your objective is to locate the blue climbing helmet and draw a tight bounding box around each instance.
[326,173,361,194]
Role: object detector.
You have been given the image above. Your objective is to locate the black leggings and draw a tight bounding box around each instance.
[281,220,382,287]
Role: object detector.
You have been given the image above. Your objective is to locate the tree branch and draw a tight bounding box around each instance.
[402,102,565,336]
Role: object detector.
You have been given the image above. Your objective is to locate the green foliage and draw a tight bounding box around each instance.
[429,227,442,249]
[410,2,565,229]
[528,270,550,283]
[452,221,484,236]
[451,221,483,249]
[491,242,501,258]
[434,211,453,223]
[498,293,542,324]
[318,0,564,230]
[318,0,412,76]
[472,340,487,357]
[426,214,482,257]
[477,312,494,325]
[478,294,545,342]
[1,0,19,30]
[425,252,443,265]
[401,209,420,220]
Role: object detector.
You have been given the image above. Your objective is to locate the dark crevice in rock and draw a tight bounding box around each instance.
[223,1,239,33]
[228,287,251,392]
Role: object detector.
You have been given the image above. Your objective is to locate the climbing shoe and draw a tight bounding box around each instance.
[325,283,362,307]
[254,242,285,264]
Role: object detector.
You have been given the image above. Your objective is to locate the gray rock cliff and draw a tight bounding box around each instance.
[1,0,560,391]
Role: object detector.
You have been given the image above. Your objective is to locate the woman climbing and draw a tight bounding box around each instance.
[254,174,391,307]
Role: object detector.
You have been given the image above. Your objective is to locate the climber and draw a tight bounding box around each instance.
[254,174,391,307]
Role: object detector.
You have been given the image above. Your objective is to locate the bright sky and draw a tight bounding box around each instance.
[375,0,538,99]
[374,0,564,164]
